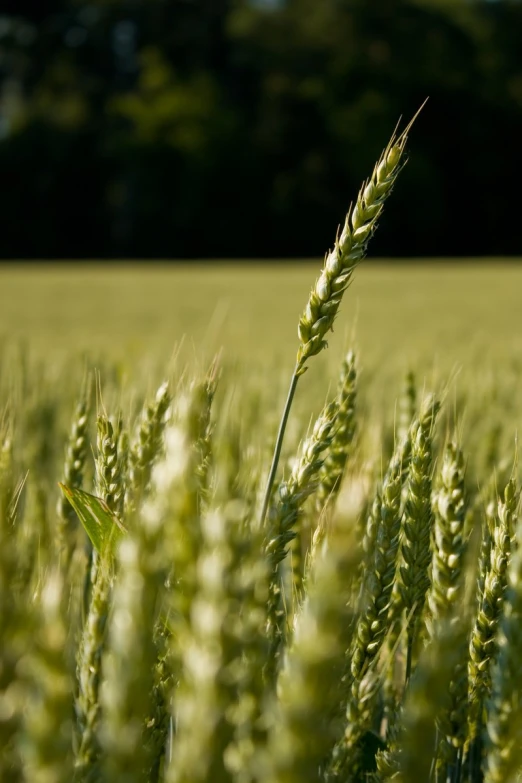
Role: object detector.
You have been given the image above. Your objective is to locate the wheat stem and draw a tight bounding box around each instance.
[19,571,74,783]
[260,368,299,526]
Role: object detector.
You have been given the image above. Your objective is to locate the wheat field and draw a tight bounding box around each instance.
[2,123,522,783]
[2,261,522,368]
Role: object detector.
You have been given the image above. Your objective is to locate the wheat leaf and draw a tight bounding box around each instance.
[58,483,127,554]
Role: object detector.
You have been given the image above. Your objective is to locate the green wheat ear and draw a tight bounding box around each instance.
[426,441,467,635]
[396,394,441,680]
[260,103,426,526]
[468,477,518,746]
[266,515,359,783]
[485,502,522,783]
[127,380,171,511]
[57,382,91,565]
[315,349,357,515]
[264,399,339,681]
[296,106,423,375]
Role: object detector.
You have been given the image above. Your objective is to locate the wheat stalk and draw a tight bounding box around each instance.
[396,394,441,680]
[100,524,164,782]
[397,370,417,447]
[75,554,112,780]
[264,401,339,681]
[295,105,426,376]
[19,571,74,783]
[351,436,406,683]
[57,384,91,565]
[315,349,357,515]
[266,516,358,783]
[260,106,425,526]
[468,478,518,745]
[426,441,467,635]
[137,376,220,771]
[485,510,522,783]
[167,499,267,783]
[95,415,125,518]
[331,431,411,778]
[126,381,171,509]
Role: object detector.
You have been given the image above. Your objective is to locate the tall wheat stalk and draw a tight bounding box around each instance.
[259,106,426,525]
[396,395,440,680]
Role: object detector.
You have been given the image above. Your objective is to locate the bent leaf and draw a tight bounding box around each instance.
[59,484,127,554]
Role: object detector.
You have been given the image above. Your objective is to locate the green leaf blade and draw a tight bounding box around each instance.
[59,484,127,555]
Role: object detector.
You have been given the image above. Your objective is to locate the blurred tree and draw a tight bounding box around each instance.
[0,0,521,258]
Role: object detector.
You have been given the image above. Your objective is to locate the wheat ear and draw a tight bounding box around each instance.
[485,510,522,783]
[264,401,339,681]
[434,586,473,779]
[397,370,417,447]
[359,487,383,585]
[332,434,410,778]
[265,517,358,783]
[57,384,91,565]
[295,106,425,376]
[351,436,407,683]
[80,413,125,617]
[125,381,171,513]
[95,415,125,518]
[315,350,357,515]
[260,107,425,526]
[426,441,467,636]
[219,518,269,783]
[477,498,496,610]
[266,401,340,571]
[74,553,112,779]
[468,478,518,744]
[396,395,441,680]
[428,444,470,779]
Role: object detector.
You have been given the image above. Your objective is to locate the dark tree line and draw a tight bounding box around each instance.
[1,0,521,259]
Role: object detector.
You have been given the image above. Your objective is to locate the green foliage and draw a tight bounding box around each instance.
[2,0,522,258]
[2,317,522,783]
[59,485,127,556]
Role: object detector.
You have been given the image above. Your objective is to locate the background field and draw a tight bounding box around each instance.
[3,259,522,470]
[2,261,521,369]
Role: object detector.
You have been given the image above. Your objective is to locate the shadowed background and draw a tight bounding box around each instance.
[1,0,521,260]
